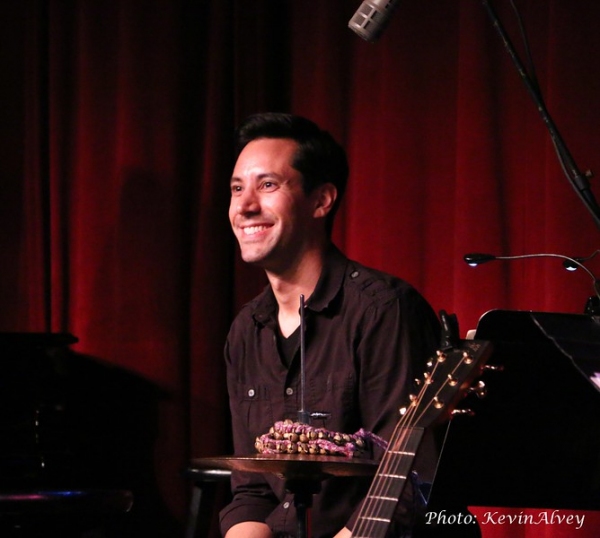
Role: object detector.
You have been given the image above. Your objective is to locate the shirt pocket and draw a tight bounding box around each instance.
[234,381,276,438]
[307,373,356,428]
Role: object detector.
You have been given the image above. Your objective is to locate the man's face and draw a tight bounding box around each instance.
[229,137,320,272]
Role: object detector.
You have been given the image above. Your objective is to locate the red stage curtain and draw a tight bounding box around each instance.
[1,1,599,536]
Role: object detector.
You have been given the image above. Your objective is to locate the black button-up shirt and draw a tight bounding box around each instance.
[220,245,441,537]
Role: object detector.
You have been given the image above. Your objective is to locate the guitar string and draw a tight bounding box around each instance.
[355,354,463,537]
[353,359,436,538]
[353,357,441,537]
[352,353,469,537]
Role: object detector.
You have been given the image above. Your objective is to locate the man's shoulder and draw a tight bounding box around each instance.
[343,258,419,306]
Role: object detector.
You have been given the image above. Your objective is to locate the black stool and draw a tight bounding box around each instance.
[185,467,231,538]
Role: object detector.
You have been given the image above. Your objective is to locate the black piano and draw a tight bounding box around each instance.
[0,333,176,537]
[430,310,600,510]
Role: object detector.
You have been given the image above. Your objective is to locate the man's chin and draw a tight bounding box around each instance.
[239,249,269,266]
[240,250,285,274]
[241,257,265,267]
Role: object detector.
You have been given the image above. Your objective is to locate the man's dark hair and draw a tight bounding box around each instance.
[234,112,349,236]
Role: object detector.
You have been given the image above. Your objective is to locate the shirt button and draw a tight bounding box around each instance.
[350,270,359,278]
[283,502,290,509]
[247,389,255,397]
[285,387,294,396]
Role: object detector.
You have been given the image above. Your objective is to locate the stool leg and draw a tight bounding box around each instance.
[186,482,222,538]
[184,467,231,538]
[185,484,204,538]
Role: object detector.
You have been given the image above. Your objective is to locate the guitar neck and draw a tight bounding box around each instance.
[350,337,493,538]
[351,427,425,538]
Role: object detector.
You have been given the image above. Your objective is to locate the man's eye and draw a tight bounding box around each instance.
[231,185,242,194]
[261,181,277,190]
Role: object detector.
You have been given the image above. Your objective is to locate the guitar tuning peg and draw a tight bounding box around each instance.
[452,408,475,417]
[433,396,445,409]
[483,364,504,372]
[468,380,487,399]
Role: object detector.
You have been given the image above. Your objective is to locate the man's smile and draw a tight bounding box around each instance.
[241,224,272,236]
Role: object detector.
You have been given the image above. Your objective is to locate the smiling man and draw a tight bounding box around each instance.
[219,113,443,538]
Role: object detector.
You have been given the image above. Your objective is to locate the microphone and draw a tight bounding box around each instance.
[348,0,402,43]
[463,251,600,314]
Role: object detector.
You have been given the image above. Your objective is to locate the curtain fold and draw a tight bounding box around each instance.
[1,1,599,536]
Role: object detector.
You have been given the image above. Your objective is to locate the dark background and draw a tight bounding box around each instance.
[2,1,600,536]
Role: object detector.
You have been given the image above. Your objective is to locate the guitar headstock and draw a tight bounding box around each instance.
[406,339,493,428]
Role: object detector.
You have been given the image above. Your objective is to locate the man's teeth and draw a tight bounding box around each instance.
[243,225,268,236]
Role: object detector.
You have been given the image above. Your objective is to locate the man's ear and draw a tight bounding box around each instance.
[313,183,338,219]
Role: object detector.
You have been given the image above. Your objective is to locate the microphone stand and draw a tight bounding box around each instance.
[480,0,600,231]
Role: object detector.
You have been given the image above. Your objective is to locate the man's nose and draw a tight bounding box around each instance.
[236,187,260,215]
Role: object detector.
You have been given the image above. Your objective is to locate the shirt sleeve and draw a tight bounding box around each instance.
[218,329,280,535]
[218,472,279,533]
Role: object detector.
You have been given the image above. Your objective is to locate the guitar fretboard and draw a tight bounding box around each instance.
[351,427,425,538]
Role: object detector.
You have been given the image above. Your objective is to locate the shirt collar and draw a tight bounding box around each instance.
[251,244,349,326]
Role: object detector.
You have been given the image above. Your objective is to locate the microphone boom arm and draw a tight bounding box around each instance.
[480,0,600,231]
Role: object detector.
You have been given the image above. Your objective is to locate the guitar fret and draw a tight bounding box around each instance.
[361,516,391,523]
[378,473,406,479]
[368,495,397,502]
[388,450,415,456]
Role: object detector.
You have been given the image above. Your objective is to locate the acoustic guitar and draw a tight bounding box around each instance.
[350,325,493,538]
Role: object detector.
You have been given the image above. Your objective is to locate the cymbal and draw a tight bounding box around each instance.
[190,454,378,480]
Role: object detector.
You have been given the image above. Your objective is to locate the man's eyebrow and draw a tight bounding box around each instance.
[230,172,283,184]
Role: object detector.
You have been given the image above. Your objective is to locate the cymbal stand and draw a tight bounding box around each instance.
[285,477,321,538]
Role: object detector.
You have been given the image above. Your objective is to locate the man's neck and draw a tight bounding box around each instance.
[266,245,328,337]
